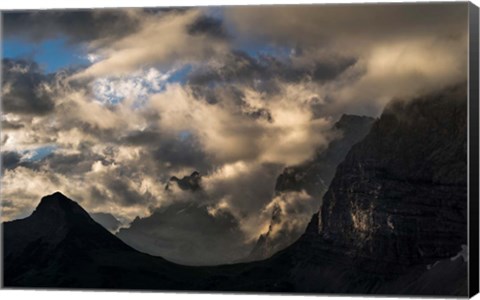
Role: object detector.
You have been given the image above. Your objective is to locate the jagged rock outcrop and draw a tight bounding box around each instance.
[316,84,467,272]
[246,203,283,261]
[165,171,202,191]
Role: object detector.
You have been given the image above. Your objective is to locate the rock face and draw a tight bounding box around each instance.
[246,203,283,261]
[165,171,202,191]
[275,114,375,197]
[247,114,375,261]
[317,84,467,271]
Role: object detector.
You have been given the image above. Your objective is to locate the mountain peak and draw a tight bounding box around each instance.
[165,171,202,191]
[33,191,91,220]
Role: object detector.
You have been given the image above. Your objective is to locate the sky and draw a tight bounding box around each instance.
[0,3,469,265]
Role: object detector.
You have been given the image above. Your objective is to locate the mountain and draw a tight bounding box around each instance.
[2,191,467,295]
[90,212,122,233]
[116,201,247,266]
[165,171,202,191]
[247,114,375,261]
[2,192,201,289]
[318,84,467,274]
[243,83,468,295]
[2,84,468,295]
[242,84,467,295]
[275,114,375,197]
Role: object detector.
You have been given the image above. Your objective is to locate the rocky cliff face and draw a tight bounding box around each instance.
[275,114,375,197]
[316,84,467,271]
[247,114,375,261]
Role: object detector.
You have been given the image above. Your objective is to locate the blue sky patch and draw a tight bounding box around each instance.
[21,145,58,162]
[3,37,89,73]
[168,64,193,85]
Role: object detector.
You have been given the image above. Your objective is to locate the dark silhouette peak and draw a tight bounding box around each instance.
[42,191,69,201]
[33,191,90,220]
[166,171,202,191]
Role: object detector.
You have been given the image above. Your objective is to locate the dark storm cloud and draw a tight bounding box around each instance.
[152,136,210,173]
[188,51,357,90]
[117,200,248,265]
[119,128,211,174]
[311,58,357,81]
[226,3,468,49]
[1,120,25,130]
[187,16,229,40]
[105,177,155,207]
[0,151,39,171]
[2,9,142,44]
[1,152,21,170]
[89,186,108,203]
[45,152,100,175]
[2,59,55,115]
[120,130,162,146]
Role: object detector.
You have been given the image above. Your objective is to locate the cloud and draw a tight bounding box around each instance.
[225,3,466,50]
[225,3,468,116]
[91,67,174,105]
[72,9,229,79]
[187,15,229,40]
[3,9,144,44]
[253,190,319,256]
[1,59,56,115]
[148,83,333,166]
[1,151,22,171]
[188,51,357,92]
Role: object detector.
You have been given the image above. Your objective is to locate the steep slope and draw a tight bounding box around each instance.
[2,192,201,289]
[317,84,467,273]
[90,212,122,232]
[247,114,374,261]
[275,114,375,197]
[244,83,468,295]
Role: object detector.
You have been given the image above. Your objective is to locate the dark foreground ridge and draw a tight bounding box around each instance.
[2,191,467,294]
[2,84,468,295]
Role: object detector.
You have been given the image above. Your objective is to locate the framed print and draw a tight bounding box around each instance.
[1,1,479,297]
